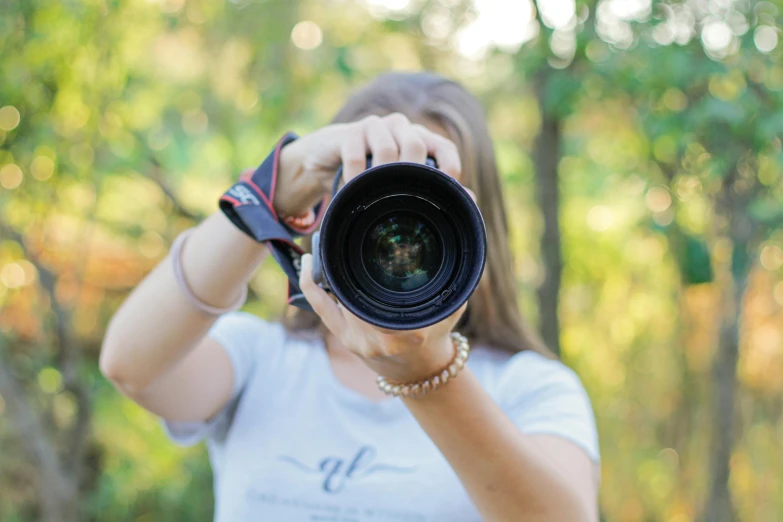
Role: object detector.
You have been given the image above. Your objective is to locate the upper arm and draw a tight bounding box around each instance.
[130,335,236,423]
[494,351,601,517]
[527,434,599,522]
[114,311,281,427]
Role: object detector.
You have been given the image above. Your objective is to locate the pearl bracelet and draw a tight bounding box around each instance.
[376,332,470,398]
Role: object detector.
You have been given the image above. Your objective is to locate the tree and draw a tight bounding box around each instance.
[609,2,783,519]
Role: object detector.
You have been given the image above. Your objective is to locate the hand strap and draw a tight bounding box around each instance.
[219,140,439,312]
[218,133,326,310]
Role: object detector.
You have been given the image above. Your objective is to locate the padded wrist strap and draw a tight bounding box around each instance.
[218,133,326,310]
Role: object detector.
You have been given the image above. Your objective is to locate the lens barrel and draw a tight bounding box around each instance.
[313,161,486,330]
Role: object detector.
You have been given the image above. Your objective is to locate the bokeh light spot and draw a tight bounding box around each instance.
[31,155,54,180]
[160,0,185,14]
[663,88,687,111]
[587,205,614,231]
[367,0,410,9]
[37,367,64,394]
[760,245,783,271]
[658,447,680,469]
[181,109,208,134]
[701,20,732,53]
[774,282,783,306]
[0,105,20,131]
[147,126,172,151]
[455,0,536,59]
[420,6,450,40]
[538,0,576,30]
[53,391,78,427]
[0,163,23,189]
[70,143,95,169]
[646,186,672,213]
[754,26,778,53]
[709,73,745,101]
[605,0,651,20]
[17,260,37,285]
[0,263,25,288]
[291,21,323,50]
[653,135,677,163]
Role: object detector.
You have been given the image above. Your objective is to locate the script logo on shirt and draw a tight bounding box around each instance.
[278,445,416,494]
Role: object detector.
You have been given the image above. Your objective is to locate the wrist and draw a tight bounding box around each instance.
[380,334,455,384]
[377,333,470,398]
[275,140,325,217]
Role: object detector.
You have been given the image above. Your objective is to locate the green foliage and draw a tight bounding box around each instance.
[0,0,782,521]
[681,234,714,285]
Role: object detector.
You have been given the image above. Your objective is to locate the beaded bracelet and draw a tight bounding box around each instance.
[376,332,470,398]
[171,228,248,315]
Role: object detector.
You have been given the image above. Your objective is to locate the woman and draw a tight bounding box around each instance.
[100,72,600,521]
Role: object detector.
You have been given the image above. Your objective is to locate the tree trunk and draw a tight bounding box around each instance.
[533,72,563,355]
[0,348,80,522]
[703,189,752,522]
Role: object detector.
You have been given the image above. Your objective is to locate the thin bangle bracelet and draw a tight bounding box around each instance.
[171,228,248,315]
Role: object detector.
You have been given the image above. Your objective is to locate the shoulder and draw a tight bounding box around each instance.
[208,311,286,348]
[470,347,585,396]
[470,347,600,463]
[208,312,322,375]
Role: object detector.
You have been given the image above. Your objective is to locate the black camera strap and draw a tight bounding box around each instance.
[218,133,325,311]
[220,137,440,312]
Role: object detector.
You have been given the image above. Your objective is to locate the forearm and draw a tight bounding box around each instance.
[402,369,593,522]
[100,212,267,392]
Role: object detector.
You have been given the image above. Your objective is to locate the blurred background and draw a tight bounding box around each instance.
[1,0,782,521]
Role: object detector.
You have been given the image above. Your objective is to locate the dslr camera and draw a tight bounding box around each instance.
[311,159,486,330]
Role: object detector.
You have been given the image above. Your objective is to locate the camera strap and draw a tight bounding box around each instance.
[220,137,440,313]
[218,133,326,311]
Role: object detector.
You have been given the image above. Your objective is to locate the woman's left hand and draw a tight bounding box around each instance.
[299,253,466,383]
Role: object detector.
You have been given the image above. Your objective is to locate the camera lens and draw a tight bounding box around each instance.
[315,161,486,330]
[363,213,442,293]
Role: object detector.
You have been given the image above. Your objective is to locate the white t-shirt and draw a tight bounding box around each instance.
[163,312,600,522]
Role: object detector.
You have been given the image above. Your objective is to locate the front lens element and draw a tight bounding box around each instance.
[363,214,442,292]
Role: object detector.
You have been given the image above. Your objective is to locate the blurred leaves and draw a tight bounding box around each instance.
[1,0,782,521]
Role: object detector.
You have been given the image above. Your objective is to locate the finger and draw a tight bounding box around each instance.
[387,114,428,164]
[299,254,346,335]
[340,125,369,183]
[429,302,469,338]
[464,187,477,204]
[365,115,399,167]
[451,302,469,325]
[413,125,462,180]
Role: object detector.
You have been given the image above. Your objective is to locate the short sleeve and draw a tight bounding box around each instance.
[495,352,600,464]
[161,311,285,447]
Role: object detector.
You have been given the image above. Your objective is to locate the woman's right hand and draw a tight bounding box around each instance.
[273,112,462,217]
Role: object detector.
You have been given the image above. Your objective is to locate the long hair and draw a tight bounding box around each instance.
[283,71,552,358]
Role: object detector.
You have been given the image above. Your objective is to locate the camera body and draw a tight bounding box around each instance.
[311,160,486,330]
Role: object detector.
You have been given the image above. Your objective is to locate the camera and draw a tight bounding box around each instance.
[311,159,486,330]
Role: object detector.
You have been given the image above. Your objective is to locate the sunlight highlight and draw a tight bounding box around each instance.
[455,0,537,59]
[587,205,614,231]
[537,0,575,29]
[0,105,20,131]
[0,163,22,189]
[291,21,323,50]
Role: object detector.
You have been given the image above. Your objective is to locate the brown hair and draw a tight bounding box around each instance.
[284,71,552,357]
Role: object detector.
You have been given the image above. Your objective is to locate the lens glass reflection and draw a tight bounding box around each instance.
[363,214,442,292]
